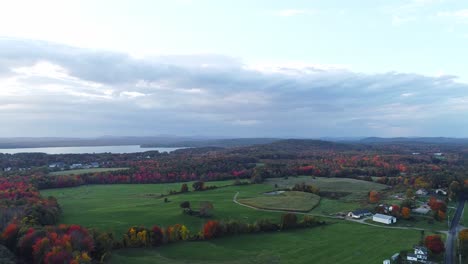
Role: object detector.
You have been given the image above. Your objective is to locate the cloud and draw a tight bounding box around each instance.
[438,9,468,19]
[275,9,315,17]
[0,38,468,137]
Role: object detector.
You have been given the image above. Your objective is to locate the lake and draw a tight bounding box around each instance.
[0,145,184,154]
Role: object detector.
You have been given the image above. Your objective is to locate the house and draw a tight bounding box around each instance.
[90,162,100,168]
[414,246,428,262]
[70,163,83,169]
[433,152,443,156]
[372,214,397,225]
[391,253,400,261]
[416,189,428,196]
[49,162,65,169]
[3,167,12,172]
[383,260,390,264]
[407,246,428,263]
[412,205,431,215]
[435,189,447,196]
[348,209,372,219]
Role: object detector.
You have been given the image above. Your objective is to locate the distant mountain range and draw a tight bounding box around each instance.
[0,136,468,149]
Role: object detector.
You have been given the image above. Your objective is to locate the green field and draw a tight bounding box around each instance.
[265,176,387,192]
[111,221,421,264]
[41,178,444,263]
[238,191,320,212]
[41,181,282,235]
[40,177,391,235]
[48,167,129,176]
[464,201,468,227]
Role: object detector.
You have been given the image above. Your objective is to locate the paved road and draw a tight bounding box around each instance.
[445,197,466,264]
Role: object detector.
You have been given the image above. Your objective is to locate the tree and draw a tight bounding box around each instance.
[368,191,380,203]
[281,213,298,229]
[203,220,222,239]
[180,201,191,210]
[199,201,214,217]
[459,229,468,257]
[180,201,192,214]
[401,207,411,219]
[425,235,445,254]
[390,205,400,217]
[180,183,189,193]
[192,181,205,191]
[448,181,461,200]
[406,188,415,199]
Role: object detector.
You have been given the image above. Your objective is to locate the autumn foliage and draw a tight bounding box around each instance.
[203,220,222,239]
[368,191,380,203]
[401,207,411,219]
[424,235,445,254]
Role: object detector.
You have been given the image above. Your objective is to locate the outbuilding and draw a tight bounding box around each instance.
[372,214,396,225]
[348,209,372,219]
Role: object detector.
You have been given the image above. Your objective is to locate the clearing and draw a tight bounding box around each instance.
[238,191,320,212]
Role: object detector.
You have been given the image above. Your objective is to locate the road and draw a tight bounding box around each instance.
[444,197,466,264]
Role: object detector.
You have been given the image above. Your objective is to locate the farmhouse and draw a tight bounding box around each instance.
[70,163,83,169]
[348,209,372,219]
[372,214,396,225]
[412,205,431,215]
[407,246,428,263]
[49,162,65,169]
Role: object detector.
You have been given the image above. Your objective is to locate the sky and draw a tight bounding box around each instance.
[0,0,467,138]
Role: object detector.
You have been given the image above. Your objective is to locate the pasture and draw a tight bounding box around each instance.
[238,191,320,212]
[111,221,421,264]
[48,167,129,176]
[40,177,394,235]
[41,181,283,235]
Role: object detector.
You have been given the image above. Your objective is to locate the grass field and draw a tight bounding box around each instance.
[111,221,421,264]
[238,191,320,212]
[41,181,283,235]
[265,176,387,192]
[48,167,129,176]
[464,201,468,226]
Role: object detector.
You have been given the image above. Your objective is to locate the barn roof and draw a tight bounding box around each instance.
[373,213,394,220]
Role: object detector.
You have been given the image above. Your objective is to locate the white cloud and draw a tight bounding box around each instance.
[438,9,468,19]
[276,9,314,17]
[1,38,468,137]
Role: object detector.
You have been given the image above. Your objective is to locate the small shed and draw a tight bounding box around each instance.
[383,260,390,264]
[372,214,396,225]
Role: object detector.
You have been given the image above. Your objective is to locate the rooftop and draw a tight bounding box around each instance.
[373,214,394,220]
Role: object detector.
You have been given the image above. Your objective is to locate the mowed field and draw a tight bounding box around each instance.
[239,191,320,212]
[265,176,388,214]
[41,177,390,235]
[48,167,129,176]
[41,177,435,263]
[111,221,421,264]
[41,181,283,235]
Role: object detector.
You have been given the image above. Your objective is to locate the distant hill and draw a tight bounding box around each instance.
[360,137,468,144]
[142,138,281,148]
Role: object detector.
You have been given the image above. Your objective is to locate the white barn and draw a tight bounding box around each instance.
[372,214,396,225]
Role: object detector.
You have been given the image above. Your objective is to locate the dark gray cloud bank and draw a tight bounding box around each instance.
[0,38,467,137]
